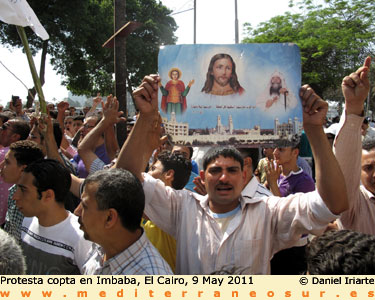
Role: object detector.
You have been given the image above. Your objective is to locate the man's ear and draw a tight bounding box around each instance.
[164,169,175,182]
[243,157,252,169]
[41,189,55,204]
[105,208,118,229]
[199,170,205,184]
[292,148,299,158]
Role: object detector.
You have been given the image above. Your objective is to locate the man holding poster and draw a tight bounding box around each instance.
[116,74,348,275]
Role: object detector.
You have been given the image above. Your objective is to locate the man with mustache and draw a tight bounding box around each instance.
[115,73,348,274]
[74,168,172,275]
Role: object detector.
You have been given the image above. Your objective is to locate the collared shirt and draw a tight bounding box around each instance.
[334,113,375,234]
[4,184,23,242]
[277,168,315,197]
[242,175,272,198]
[143,173,337,275]
[82,231,172,275]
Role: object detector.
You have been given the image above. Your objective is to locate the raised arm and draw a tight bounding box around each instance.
[114,75,161,181]
[57,101,71,150]
[70,173,84,198]
[103,105,120,161]
[334,57,371,207]
[300,85,348,215]
[57,101,69,133]
[78,95,124,173]
[84,94,102,118]
[40,115,65,166]
[265,159,282,196]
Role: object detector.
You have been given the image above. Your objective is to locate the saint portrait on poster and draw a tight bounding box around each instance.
[158,43,303,147]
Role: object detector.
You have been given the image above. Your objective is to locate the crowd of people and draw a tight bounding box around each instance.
[0,57,374,275]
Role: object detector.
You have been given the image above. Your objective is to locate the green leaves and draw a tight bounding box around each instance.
[0,0,177,97]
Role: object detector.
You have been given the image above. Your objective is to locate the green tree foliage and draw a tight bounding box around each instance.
[0,0,176,101]
[242,0,375,102]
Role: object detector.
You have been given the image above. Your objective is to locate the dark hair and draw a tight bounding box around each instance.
[9,119,30,140]
[201,53,243,94]
[30,120,62,148]
[292,142,301,151]
[52,121,63,148]
[9,140,44,166]
[332,116,340,123]
[73,115,84,122]
[237,148,259,171]
[203,147,243,171]
[84,169,145,232]
[0,113,9,124]
[362,138,375,151]
[48,110,58,119]
[186,146,194,159]
[172,145,194,159]
[306,230,375,275]
[24,159,71,204]
[157,150,192,190]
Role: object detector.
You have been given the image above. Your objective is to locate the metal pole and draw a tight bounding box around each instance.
[235,0,239,43]
[194,0,196,44]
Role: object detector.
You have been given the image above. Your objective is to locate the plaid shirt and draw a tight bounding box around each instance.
[82,231,173,275]
[4,185,23,242]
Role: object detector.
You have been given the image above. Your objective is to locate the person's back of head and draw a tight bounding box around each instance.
[237,148,259,172]
[73,115,85,122]
[157,150,192,189]
[10,119,31,141]
[52,121,63,148]
[84,168,144,232]
[48,110,58,119]
[306,230,375,274]
[10,140,44,166]
[0,228,26,274]
[203,146,243,171]
[23,159,71,205]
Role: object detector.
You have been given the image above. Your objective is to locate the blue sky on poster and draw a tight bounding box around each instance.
[158,43,302,129]
[0,0,323,106]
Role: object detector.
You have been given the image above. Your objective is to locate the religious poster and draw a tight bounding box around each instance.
[158,43,302,147]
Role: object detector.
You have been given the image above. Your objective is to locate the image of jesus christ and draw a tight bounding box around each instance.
[201,53,244,96]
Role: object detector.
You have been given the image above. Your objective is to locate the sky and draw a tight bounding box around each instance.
[0,0,302,106]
